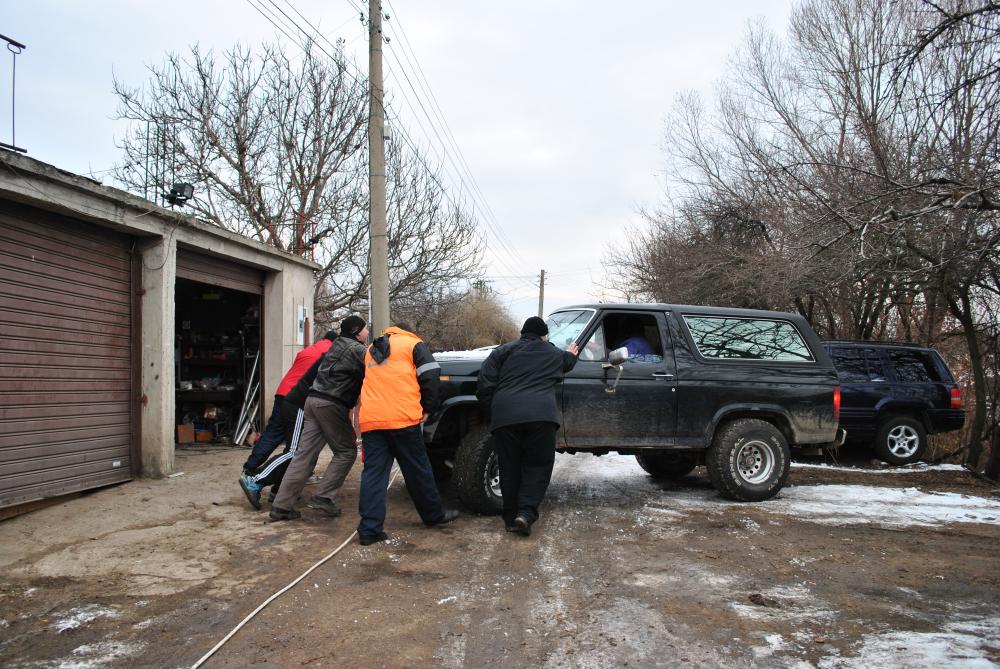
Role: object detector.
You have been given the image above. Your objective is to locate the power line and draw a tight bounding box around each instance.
[249,0,534,289]
[382,0,522,263]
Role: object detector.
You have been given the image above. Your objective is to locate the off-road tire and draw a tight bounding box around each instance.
[706,418,790,502]
[452,427,502,514]
[873,415,927,465]
[635,451,699,479]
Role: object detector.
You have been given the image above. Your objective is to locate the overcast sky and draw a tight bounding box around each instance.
[3,0,793,323]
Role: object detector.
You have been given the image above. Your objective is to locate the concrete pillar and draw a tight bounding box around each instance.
[139,235,177,476]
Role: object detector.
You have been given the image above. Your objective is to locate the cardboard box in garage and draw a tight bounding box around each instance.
[176,424,195,444]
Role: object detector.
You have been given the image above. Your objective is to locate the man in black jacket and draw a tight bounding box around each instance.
[269,316,369,521]
[477,316,579,536]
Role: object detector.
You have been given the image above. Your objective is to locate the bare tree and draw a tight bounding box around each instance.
[113,41,483,319]
[608,0,1000,474]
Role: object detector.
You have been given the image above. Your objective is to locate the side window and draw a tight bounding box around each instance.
[603,313,664,363]
[683,316,813,362]
[887,349,941,383]
[830,348,869,382]
[863,349,886,380]
[579,323,607,361]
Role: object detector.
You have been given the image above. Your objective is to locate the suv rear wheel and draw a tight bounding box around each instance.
[706,418,789,502]
[873,415,927,465]
[452,427,502,514]
[635,452,699,479]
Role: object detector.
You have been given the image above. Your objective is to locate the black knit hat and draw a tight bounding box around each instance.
[521,316,549,337]
[340,315,367,338]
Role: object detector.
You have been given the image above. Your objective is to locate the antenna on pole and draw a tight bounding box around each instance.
[0,33,26,154]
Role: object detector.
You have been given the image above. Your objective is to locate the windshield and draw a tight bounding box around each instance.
[545,309,595,348]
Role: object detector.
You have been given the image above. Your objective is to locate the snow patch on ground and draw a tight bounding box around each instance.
[50,605,120,633]
[817,617,1000,668]
[792,462,967,474]
[732,583,836,623]
[763,485,1000,527]
[53,640,144,669]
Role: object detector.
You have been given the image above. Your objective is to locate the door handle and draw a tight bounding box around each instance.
[651,372,673,379]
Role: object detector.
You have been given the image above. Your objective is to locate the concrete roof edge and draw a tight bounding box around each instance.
[0,149,322,271]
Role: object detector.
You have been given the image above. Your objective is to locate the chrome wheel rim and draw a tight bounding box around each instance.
[486,451,502,498]
[887,425,920,458]
[735,439,775,484]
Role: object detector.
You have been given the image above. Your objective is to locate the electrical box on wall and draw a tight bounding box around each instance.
[296,305,308,345]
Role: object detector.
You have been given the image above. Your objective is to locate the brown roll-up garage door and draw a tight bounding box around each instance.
[0,201,134,509]
[176,248,264,294]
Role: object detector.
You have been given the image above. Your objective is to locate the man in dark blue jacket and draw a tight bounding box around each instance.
[476,316,579,536]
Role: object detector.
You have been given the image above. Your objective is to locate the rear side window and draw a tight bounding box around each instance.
[887,349,942,383]
[684,316,813,362]
[830,348,870,382]
[828,347,887,382]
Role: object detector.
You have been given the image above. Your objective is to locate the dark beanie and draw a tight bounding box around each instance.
[322,330,337,341]
[340,315,367,338]
[521,316,548,337]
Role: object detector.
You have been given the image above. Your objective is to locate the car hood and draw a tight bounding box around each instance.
[435,350,490,377]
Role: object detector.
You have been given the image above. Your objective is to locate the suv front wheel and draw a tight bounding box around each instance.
[453,427,503,514]
[874,415,927,465]
[706,418,790,502]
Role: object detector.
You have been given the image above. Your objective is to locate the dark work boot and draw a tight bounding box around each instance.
[424,508,460,527]
[308,495,342,517]
[513,516,531,536]
[359,531,389,546]
[268,506,301,521]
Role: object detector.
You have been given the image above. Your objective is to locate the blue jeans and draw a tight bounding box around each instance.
[243,395,286,473]
[358,425,445,538]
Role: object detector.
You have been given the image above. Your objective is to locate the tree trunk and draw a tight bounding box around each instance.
[951,291,987,469]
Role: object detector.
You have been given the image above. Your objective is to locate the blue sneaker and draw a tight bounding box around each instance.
[239,474,262,510]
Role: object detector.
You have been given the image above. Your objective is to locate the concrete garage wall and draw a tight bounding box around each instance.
[139,235,178,477]
[262,265,316,414]
[0,152,320,478]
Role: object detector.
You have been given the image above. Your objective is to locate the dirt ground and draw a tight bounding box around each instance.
[1,443,999,669]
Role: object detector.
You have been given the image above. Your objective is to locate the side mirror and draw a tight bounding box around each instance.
[602,347,628,394]
[607,346,629,367]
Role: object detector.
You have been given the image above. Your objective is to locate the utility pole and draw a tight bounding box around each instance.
[368,0,390,335]
[537,269,545,318]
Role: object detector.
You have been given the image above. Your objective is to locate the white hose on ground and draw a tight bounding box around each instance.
[190,467,401,669]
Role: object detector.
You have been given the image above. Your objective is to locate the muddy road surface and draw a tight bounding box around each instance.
[2,447,999,668]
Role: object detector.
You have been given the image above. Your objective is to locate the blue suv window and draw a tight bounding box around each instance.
[683,316,813,362]
[888,349,942,383]
[829,348,869,382]
[829,347,886,382]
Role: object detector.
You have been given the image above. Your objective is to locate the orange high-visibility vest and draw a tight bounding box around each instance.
[359,327,424,432]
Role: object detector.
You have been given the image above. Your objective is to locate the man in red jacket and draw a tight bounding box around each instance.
[238,329,336,507]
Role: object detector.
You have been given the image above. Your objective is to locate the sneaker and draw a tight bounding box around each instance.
[308,495,342,517]
[239,474,262,510]
[513,516,531,537]
[358,531,389,546]
[424,508,460,527]
[307,474,321,484]
[268,507,301,521]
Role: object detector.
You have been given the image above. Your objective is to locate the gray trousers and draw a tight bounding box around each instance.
[271,395,358,511]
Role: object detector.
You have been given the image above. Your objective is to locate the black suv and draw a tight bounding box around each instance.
[822,341,965,465]
[424,304,845,511]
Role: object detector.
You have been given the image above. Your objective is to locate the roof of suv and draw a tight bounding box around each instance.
[556,303,809,321]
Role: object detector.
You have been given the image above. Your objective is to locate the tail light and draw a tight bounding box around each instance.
[951,387,963,409]
[833,386,841,421]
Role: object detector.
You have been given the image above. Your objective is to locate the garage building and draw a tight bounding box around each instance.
[0,151,319,512]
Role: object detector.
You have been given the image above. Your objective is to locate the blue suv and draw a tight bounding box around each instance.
[822,341,965,464]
